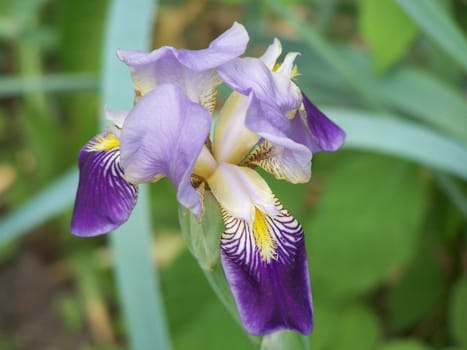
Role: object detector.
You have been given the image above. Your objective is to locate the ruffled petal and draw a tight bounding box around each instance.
[176,22,249,71]
[71,133,138,236]
[220,199,313,335]
[117,22,248,111]
[300,92,346,153]
[218,57,301,116]
[119,84,211,219]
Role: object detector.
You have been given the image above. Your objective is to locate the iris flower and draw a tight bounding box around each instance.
[71,22,345,336]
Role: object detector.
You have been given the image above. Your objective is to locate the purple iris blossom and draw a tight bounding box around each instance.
[71,24,346,336]
[71,23,249,235]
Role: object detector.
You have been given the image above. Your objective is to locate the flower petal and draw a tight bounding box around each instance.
[176,22,249,71]
[120,84,211,219]
[300,92,346,153]
[243,93,313,183]
[207,164,277,224]
[117,22,248,111]
[220,199,313,335]
[218,57,301,116]
[71,133,138,236]
[246,140,311,184]
[259,38,282,69]
[213,92,260,164]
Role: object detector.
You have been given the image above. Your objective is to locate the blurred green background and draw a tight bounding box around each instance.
[0,0,466,349]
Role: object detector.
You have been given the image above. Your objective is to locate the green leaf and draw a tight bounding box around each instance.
[309,301,381,350]
[449,276,467,345]
[100,0,171,349]
[372,68,467,142]
[0,73,97,97]
[376,340,432,350]
[178,191,223,270]
[161,251,252,350]
[173,302,253,350]
[260,330,308,350]
[359,0,418,72]
[307,153,428,299]
[328,108,467,182]
[385,244,445,331]
[395,0,467,72]
[264,0,383,110]
[0,169,77,246]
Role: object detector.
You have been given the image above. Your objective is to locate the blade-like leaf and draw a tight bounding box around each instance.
[0,73,97,97]
[327,108,467,181]
[100,0,171,349]
[0,169,77,245]
[395,0,467,71]
[359,0,418,72]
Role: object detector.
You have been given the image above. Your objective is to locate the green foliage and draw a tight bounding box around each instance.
[395,0,467,71]
[307,152,428,300]
[178,192,224,270]
[309,301,381,350]
[449,276,467,346]
[385,243,445,331]
[162,251,252,350]
[359,0,418,72]
[376,340,432,350]
[260,330,309,350]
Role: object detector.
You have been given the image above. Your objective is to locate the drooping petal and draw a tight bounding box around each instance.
[71,133,137,236]
[117,22,248,111]
[300,92,346,153]
[246,140,311,184]
[218,56,312,183]
[220,199,313,335]
[243,93,313,183]
[120,84,211,219]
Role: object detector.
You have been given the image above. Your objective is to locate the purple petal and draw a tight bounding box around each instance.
[119,84,211,219]
[244,93,312,183]
[220,200,313,335]
[71,135,137,236]
[218,57,301,116]
[117,23,248,103]
[177,22,249,71]
[301,92,346,153]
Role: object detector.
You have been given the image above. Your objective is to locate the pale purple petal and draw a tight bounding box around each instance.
[119,84,211,218]
[71,135,137,237]
[220,200,313,335]
[218,57,301,116]
[117,23,248,104]
[177,22,249,71]
[301,92,346,153]
[244,93,312,183]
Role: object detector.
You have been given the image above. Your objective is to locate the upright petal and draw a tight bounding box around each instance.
[120,84,211,218]
[218,57,301,117]
[117,22,248,111]
[220,199,313,335]
[71,133,138,236]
